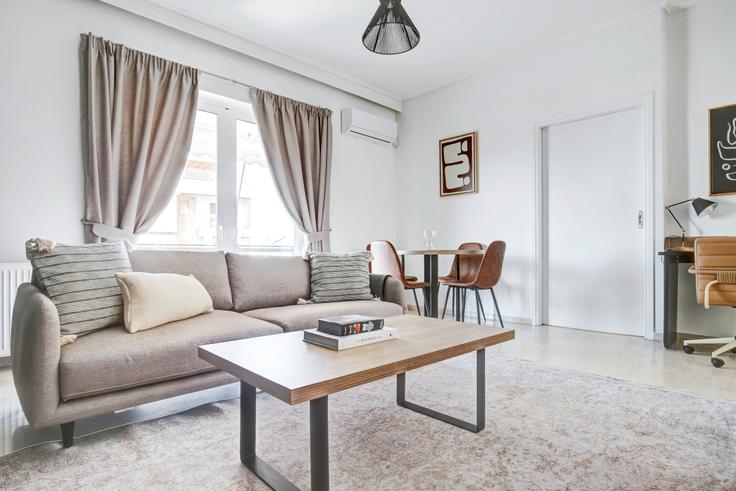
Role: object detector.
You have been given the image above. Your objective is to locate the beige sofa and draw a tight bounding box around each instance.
[11,250,406,447]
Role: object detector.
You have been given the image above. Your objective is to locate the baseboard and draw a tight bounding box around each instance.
[405,305,529,325]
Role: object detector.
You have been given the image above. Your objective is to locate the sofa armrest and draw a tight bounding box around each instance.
[369,274,407,313]
[11,283,62,428]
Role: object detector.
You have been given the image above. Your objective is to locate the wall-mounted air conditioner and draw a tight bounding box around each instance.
[341,108,398,145]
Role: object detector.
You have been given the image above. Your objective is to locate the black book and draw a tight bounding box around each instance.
[317,315,384,337]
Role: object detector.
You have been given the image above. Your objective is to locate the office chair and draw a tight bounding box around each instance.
[683,237,736,368]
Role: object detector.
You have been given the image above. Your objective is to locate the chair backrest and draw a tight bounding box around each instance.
[446,242,484,282]
[367,240,406,285]
[693,237,736,307]
[473,240,506,289]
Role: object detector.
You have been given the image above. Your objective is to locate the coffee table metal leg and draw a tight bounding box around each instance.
[396,349,485,433]
[310,396,329,491]
[239,381,306,491]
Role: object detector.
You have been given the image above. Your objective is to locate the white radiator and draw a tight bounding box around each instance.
[1,263,32,358]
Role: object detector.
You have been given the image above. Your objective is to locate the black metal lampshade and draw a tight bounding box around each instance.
[362,0,420,55]
[692,197,717,216]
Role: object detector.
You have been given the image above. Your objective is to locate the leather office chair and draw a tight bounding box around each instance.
[442,241,506,326]
[439,242,484,319]
[367,240,430,316]
[683,237,736,368]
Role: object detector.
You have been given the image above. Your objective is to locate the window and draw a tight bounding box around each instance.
[139,92,296,254]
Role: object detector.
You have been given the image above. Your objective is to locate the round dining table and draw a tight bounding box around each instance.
[395,249,485,320]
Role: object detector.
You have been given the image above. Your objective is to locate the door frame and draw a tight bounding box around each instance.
[532,93,655,339]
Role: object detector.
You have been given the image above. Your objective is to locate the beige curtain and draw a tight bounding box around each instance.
[80,34,199,241]
[250,88,333,252]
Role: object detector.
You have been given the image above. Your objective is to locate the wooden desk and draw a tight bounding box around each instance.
[396,249,484,319]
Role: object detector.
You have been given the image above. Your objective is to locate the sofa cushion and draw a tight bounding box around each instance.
[59,310,281,401]
[116,272,214,333]
[306,251,374,303]
[244,300,403,332]
[227,253,310,312]
[128,250,233,310]
[25,240,132,338]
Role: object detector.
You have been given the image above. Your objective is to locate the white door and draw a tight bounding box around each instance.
[545,108,646,336]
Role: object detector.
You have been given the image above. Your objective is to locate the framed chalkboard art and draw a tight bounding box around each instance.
[710,103,736,196]
[439,131,478,197]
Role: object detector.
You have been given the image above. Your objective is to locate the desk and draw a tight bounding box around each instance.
[396,249,485,319]
[658,247,694,348]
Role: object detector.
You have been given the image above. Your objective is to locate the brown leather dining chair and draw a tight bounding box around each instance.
[367,240,430,315]
[439,242,484,319]
[442,241,506,326]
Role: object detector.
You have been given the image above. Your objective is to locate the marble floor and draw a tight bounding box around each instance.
[1,319,734,458]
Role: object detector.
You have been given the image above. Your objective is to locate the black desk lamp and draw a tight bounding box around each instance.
[665,197,717,246]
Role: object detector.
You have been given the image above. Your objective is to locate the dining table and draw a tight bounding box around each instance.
[396,248,485,320]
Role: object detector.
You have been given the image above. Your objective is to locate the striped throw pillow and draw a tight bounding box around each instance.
[25,240,132,337]
[307,251,375,303]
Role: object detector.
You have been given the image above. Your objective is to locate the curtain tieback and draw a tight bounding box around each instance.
[304,230,331,244]
[81,220,136,241]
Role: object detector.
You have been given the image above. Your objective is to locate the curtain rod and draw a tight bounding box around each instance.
[199,69,254,90]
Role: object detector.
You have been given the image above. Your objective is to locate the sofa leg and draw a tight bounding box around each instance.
[61,421,75,448]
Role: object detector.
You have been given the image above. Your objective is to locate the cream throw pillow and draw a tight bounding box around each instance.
[115,272,214,333]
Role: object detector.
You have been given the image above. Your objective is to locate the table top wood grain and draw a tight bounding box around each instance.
[396,249,485,256]
[199,315,514,405]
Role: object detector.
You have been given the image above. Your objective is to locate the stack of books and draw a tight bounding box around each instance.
[303,315,396,350]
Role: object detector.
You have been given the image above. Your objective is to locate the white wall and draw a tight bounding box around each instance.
[396,10,665,325]
[665,0,736,336]
[0,0,397,262]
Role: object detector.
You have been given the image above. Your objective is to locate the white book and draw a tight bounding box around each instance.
[303,326,396,350]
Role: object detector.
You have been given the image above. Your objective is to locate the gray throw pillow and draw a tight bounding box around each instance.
[25,239,132,337]
[307,251,375,303]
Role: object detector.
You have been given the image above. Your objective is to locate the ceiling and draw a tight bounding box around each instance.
[103,0,690,110]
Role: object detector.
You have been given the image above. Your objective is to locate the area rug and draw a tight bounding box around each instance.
[1,355,734,490]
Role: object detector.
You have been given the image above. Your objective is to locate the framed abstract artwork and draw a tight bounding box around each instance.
[709,103,736,196]
[439,131,478,197]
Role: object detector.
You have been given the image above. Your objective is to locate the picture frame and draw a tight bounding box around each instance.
[709,103,736,196]
[439,131,478,197]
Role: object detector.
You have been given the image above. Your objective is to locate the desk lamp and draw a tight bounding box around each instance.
[665,197,717,246]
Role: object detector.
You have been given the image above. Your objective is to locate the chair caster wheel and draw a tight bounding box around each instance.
[711,357,725,368]
[683,345,695,354]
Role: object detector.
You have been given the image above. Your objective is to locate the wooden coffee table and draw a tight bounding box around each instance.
[199,315,514,491]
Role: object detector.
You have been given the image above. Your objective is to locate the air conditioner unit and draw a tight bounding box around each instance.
[341,108,398,145]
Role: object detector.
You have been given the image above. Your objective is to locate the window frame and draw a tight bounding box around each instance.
[138,90,296,254]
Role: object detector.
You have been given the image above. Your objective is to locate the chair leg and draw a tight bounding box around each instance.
[684,337,734,347]
[442,287,451,319]
[490,288,504,328]
[475,290,482,325]
[478,292,487,323]
[461,289,467,322]
[451,287,455,318]
[61,421,75,448]
[712,339,736,358]
[412,289,422,316]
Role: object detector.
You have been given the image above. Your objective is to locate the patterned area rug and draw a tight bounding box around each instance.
[1,355,735,490]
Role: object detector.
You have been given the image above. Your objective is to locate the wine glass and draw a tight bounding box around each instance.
[423,230,437,250]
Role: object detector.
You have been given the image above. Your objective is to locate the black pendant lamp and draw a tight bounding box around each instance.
[362,0,420,55]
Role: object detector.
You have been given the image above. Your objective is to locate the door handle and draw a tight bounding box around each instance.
[638,210,644,229]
